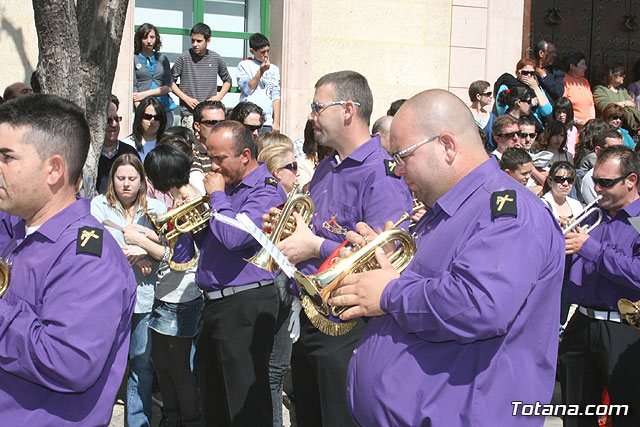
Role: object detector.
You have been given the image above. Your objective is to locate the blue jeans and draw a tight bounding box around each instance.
[126,312,153,427]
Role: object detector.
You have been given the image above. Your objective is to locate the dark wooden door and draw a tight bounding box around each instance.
[526,0,640,83]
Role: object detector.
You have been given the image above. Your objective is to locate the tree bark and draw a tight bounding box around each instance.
[32,0,129,196]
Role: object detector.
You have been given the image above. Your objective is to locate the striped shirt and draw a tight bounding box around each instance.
[172,49,232,117]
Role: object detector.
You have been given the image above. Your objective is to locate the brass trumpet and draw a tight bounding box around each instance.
[618,298,640,329]
[0,258,11,298]
[248,183,315,272]
[562,195,602,235]
[296,211,417,336]
[150,196,211,241]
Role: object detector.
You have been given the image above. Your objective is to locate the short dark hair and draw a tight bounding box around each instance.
[593,129,623,150]
[158,134,193,160]
[134,23,162,54]
[0,94,89,184]
[519,116,536,128]
[316,70,374,126]
[468,80,490,102]
[497,86,534,112]
[191,23,211,40]
[302,120,316,157]
[371,116,391,136]
[229,101,265,124]
[534,40,551,60]
[194,100,225,124]
[500,147,532,171]
[249,33,270,51]
[132,97,167,151]
[110,94,120,110]
[564,50,586,71]
[387,99,406,116]
[597,146,640,186]
[492,114,519,138]
[144,144,191,192]
[553,97,575,126]
[211,120,257,159]
[164,126,196,148]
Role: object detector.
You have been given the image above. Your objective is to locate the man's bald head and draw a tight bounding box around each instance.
[392,89,484,152]
[372,115,393,153]
[3,82,33,101]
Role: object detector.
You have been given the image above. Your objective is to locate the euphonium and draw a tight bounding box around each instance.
[0,258,11,298]
[296,211,417,336]
[618,298,640,329]
[562,195,603,235]
[248,183,315,272]
[150,196,211,241]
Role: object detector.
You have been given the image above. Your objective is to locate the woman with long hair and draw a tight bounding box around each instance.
[124,97,167,160]
[553,97,579,155]
[133,23,177,125]
[90,154,167,426]
[535,120,574,165]
[601,103,636,149]
[541,161,583,219]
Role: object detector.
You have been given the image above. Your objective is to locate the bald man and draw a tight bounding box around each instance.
[372,115,393,153]
[3,82,32,101]
[331,89,565,426]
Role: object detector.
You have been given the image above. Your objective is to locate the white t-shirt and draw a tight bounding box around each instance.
[236,59,281,126]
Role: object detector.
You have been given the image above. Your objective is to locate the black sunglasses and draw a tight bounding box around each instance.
[200,119,222,126]
[610,116,623,121]
[245,124,263,132]
[281,162,298,172]
[142,113,161,121]
[108,116,123,123]
[593,173,631,188]
[481,91,492,97]
[613,71,625,77]
[519,98,532,105]
[497,131,519,139]
[518,132,537,139]
[552,176,574,184]
[519,70,536,76]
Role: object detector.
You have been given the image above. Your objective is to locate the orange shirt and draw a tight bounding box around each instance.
[563,74,596,123]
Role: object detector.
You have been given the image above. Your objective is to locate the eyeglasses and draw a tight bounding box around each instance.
[108,116,122,123]
[142,113,161,121]
[613,71,625,77]
[200,119,222,126]
[610,116,623,121]
[481,91,492,97]
[391,134,440,167]
[593,173,631,188]
[519,70,536,76]
[552,176,574,184]
[518,132,537,139]
[245,123,263,132]
[310,101,361,113]
[519,98,532,105]
[497,131,519,139]
[280,162,298,172]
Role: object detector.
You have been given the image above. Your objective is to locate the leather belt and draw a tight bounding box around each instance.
[578,306,622,323]
[205,280,273,301]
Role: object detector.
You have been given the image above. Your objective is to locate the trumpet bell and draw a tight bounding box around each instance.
[150,196,211,241]
[562,195,603,235]
[618,298,640,329]
[0,258,11,299]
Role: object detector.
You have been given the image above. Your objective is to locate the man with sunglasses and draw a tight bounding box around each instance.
[580,130,623,204]
[230,101,265,141]
[490,114,521,159]
[190,100,226,195]
[271,70,412,426]
[328,89,564,426]
[560,145,640,426]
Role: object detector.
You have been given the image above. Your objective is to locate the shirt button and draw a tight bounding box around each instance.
[346,386,350,392]
[353,349,358,355]
[324,189,328,194]
[427,225,432,230]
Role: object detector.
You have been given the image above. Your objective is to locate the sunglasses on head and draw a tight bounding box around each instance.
[519,70,536,76]
[245,124,263,132]
[552,176,574,184]
[518,132,537,139]
[593,173,631,188]
[281,162,298,172]
[200,119,222,126]
[142,113,161,121]
[497,131,519,139]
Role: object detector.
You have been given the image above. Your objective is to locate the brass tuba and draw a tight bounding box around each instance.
[150,196,211,241]
[618,298,640,329]
[247,183,315,272]
[296,211,417,336]
[0,258,11,298]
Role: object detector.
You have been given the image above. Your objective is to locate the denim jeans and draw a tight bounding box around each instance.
[269,273,294,427]
[126,312,153,427]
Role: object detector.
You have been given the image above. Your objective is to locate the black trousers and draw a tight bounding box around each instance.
[290,311,365,427]
[195,285,278,427]
[558,311,640,427]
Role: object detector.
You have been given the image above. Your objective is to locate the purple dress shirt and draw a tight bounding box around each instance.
[196,163,287,291]
[347,158,565,426]
[568,197,640,309]
[0,198,137,426]
[298,136,413,277]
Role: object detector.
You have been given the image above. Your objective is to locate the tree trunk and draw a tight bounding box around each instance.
[32,0,129,197]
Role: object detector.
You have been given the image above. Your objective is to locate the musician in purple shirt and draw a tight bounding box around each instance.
[560,145,640,427]
[0,94,137,425]
[330,89,565,426]
[195,120,286,426]
[275,71,412,426]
